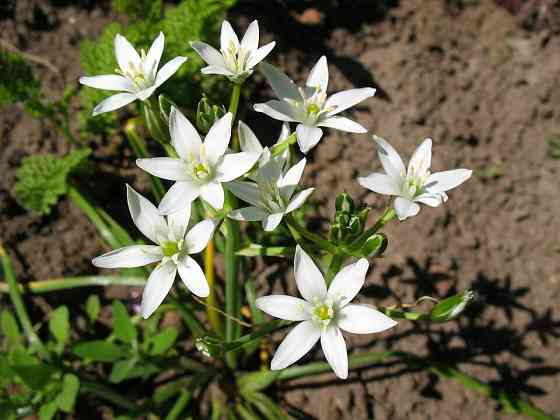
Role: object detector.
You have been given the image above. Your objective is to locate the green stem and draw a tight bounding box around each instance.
[0,245,48,355]
[270,132,297,156]
[221,320,291,354]
[0,275,146,294]
[353,207,396,248]
[228,83,242,119]
[80,379,142,413]
[325,253,344,285]
[165,390,191,420]
[169,296,206,338]
[286,214,337,254]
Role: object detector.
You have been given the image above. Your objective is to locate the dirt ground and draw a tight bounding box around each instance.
[1,0,559,419]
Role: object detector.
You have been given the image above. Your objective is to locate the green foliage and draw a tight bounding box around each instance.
[85,294,101,324]
[56,374,80,413]
[112,0,162,21]
[73,340,127,362]
[48,306,70,345]
[1,310,21,348]
[546,134,560,159]
[0,49,40,106]
[112,300,137,344]
[14,149,91,215]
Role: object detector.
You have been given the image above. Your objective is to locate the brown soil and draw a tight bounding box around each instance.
[1,0,559,419]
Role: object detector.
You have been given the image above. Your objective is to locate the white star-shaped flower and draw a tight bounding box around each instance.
[358,136,473,221]
[254,56,376,153]
[136,108,259,213]
[92,186,217,318]
[191,20,275,84]
[256,246,397,379]
[79,32,186,116]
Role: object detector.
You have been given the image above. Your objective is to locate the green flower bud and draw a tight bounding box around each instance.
[335,192,354,214]
[196,96,226,134]
[143,98,170,144]
[348,215,362,237]
[330,224,342,244]
[158,94,177,124]
[430,290,476,322]
[360,233,387,258]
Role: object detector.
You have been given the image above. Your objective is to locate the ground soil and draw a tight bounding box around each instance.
[1,1,559,419]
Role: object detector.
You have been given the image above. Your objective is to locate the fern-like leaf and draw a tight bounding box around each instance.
[0,48,40,106]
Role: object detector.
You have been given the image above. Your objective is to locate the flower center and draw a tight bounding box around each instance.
[402,165,430,199]
[193,162,210,180]
[222,42,250,74]
[162,241,179,257]
[258,181,284,213]
[116,49,153,90]
[311,300,336,329]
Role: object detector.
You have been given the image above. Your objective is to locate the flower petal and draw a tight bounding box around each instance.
[126,185,168,244]
[260,62,301,101]
[134,85,158,101]
[170,106,202,161]
[256,295,312,321]
[79,75,135,92]
[215,152,259,182]
[270,320,320,370]
[114,34,141,74]
[247,41,276,69]
[394,196,420,221]
[159,181,200,215]
[425,169,472,193]
[141,261,176,319]
[229,206,267,222]
[325,87,376,116]
[199,181,225,209]
[306,56,328,92]
[408,138,432,176]
[166,203,192,241]
[285,188,314,213]
[320,326,348,379]
[177,255,209,297]
[254,100,298,122]
[357,172,401,196]
[201,65,235,76]
[262,213,284,231]
[92,245,162,268]
[204,112,233,165]
[154,56,187,88]
[241,20,259,52]
[225,181,261,207]
[190,41,225,67]
[327,258,368,307]
[318,116,367,133]
[373,135,406,180]
[337,304,397,334]
[136,157,190,181]
[92,93,136,116]
[144,32,164,78]
[414,192,444,207]
[185,219,217,254]
[296,124,323,154]
[238,121,263,154]
[294,245,327,302]
[220,20,240,52]
[277,157,306,200]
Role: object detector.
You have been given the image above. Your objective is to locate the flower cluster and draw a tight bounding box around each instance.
[83,19,472,379]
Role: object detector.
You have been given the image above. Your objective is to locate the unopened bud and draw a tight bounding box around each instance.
[360,233,387,258]
[195,336,223,358]
[196,96,226,134]
[430,290,476,322]
[335,192,354,214]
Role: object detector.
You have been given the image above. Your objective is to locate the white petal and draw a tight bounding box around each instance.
[177,255,209,297]
[134,85,158,101]
[306,56,328,92]
[215,152,259,182]
[296,124,323,154]
[199,181,224,209]
[159,181,200,215]
[408,138,432,176]
[337,304,397,334]
[92,245,162,268]
[238,121,263,154]
[141,261,176,318]
[154,56,187,88]
[144,32,164,78]
[190,41,225,67]
[327,258,368,307]
[320,326,348,379]
[394,197,420,221]
[426,169,472,193]
[262,213,284,231]
[260,62,301,101]
[185,219,217,254]
[277,122,291,142]
[201,65,235,76]
[229,206,267,222]
[277,157,306,201]
[257,155,283,184]
[373,135,406,180]
[247,41,275,69]
[225,181,261,207]
[318,116,367,133]
[79,75,135,92]
[136,157,190,181]
[170,106,202,161]
[204,112,233,165]
[92,93,136,116]
[256,295,312,321]
[114,34,141,74]
[294,245,327,302]
[220,20,240,52]
[357,172,401,196]
[285,188,314,213]
[325,87,376,116]
[166,203,192,241]
[126,185,168,244]
[241,20,259,52]
[270,320,320,370]
[414,193,444,207]
[254,100,298,122]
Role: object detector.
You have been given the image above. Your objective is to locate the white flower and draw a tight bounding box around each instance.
[79,32,186,116]
[136,108,259,213]
[256,246,397,379]
[191,20,275,84]
[238,121,291,167]
[254,56,376,153]
[358,136,473,221]
[92,186,217,319]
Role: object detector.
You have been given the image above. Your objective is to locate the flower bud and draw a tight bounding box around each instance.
[195,336,223,358]
[143,98,170,144]
[429,290,476,322]
[196,96,227,134]
[359,233,387,258]
[335,192,354,214]
[158,94,177,124]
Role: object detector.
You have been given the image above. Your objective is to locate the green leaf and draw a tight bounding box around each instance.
[243,391,288,420]
[38,401,58,420]
[14,149,91,215]
[73,340,127,362]
[0,48,40,106]
[85,294,101,323]
[49,306,70,344]
[0,402,16,420]
[149,327,178,356]
[1,310,21,347]
[56,373,80,412]
[10,361,56,390]
[236,244,294,258]
[237,370,279,393]
[430,290,476,322]
[112,301,137,344]
[109,358,137,383]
